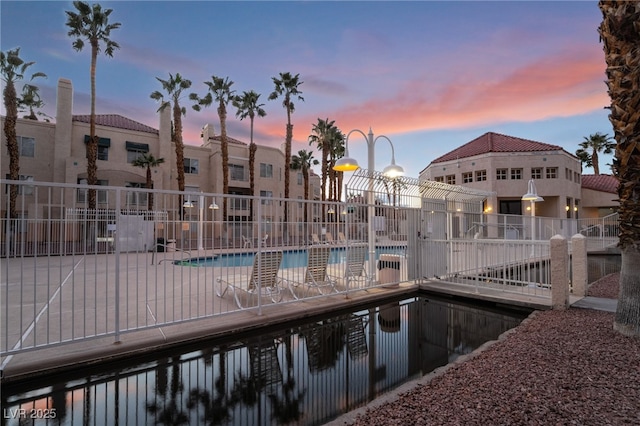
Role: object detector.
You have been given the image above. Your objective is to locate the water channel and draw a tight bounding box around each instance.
[1,295,530,426]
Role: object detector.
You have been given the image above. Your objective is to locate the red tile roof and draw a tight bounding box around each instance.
[582,174,618,194]
[431,132,564,163]
[73,114,158,134]
[208,135,247,146]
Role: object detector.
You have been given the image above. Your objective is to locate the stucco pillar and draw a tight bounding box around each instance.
[571,234,588,297]
[54,78,73,184]
[550,234,569,310]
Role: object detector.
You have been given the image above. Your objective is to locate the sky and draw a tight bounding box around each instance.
[1,0,614,179]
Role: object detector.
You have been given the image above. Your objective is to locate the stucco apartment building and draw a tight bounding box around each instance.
[1,78,321,225]
[419,132,618,220]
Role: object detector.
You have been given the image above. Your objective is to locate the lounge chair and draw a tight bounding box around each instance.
[260,234,269,246]
[216,250,284,308]
[311,233,324,245]
[337,232,347,244]
[325,232,336,245]
[343,243,369,289]
[280,245,337,299]
[242,235,253,248]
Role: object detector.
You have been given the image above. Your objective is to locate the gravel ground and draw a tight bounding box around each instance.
[343,273,640,426]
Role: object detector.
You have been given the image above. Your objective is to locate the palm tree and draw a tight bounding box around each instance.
[1,48,46,220]
[132,153,165,211]
[291,149,319,225]
[327,126,345,201]
[269,72,304,240]
[233,90,266,221]
[308,118,335,204]
[19,83,49,121]
[66,1,120,209]
[599,0,640,337]
[575,132,615,175]
[150,72,192,217]
[191,76,235,220]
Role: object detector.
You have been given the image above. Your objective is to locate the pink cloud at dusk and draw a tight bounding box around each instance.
[312,47,607,139]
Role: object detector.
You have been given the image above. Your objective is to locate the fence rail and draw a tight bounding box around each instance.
[1,180,413,358]
[420,239,553,297]
[0,180,616,359]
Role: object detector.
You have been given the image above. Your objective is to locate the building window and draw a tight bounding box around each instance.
[229,164,245,181]
[510,168,522,180]
[446,175,456,185]
[184,158,199,174]
[260,190,273,205]
[297,173,303,185]
[260,163,273,178]
[565,168,572,180]
[126,141,149,163]
[574,172,581,184]
[97,145,109,161]
[4,175,34,195]
[475,170,487,181]
[546,167,558,179]
[496,169,508,180]
[125,182,147,206]
[462,172,473,183]
[84,135,110,161]
[531,167,542,179]
[77,178,108,204]
[434,176,444,183]
[17,136,35,157]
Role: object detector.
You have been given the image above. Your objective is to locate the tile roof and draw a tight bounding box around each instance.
[208,135,247,146]
[581,174,618,194]
[431,132,564,164]
[73,114,158,135]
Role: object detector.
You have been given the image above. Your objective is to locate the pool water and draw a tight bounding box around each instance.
[175,246,406,268]
[1,295,530,426]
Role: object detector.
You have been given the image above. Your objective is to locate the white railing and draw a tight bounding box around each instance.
[0,180,411,357]
[420,238,552,297]
[577,213,619,251]
[0,179,617,359]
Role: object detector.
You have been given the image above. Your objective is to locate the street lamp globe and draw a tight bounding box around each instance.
[334,155,360,172]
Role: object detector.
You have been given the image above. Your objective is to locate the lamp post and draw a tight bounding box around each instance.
[333,128,404,284]
[184,194,219,251]
[522,179,544,241]
[209,199,219,249]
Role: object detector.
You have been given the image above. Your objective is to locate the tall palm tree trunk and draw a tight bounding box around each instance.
[599,0,640,337]
[219,105,229,221]
[284,121,293,240]
[4,79,19,219]
[172,102,186,218]
[146,166,154,211]
[87,40,99,209]
[249,142,257,222]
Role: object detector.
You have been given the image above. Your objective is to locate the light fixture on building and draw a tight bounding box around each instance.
[183,200,195,208]
[209,202,219,210]
[521,179,544,203]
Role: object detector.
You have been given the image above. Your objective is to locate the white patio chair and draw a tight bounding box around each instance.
[242,235,253,248]
[280,245,336,299]
[216,250,283,308]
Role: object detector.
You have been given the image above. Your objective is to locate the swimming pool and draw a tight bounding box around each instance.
[175,245,406,268]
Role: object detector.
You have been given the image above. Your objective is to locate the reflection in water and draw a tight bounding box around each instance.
[2,296,528,425]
